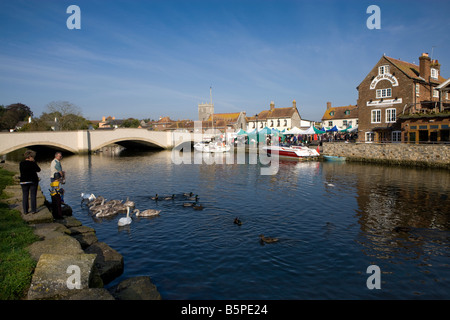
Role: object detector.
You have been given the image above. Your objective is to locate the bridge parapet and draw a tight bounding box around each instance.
[0,129,197,155]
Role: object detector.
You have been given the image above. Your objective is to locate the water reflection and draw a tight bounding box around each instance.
[6,149,449,299]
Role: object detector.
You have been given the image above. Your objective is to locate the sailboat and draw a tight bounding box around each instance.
[194,87,231,153]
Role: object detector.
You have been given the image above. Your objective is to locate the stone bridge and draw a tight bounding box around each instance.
[0,129,198,155]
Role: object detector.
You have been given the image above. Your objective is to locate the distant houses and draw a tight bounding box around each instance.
[321,102,358,131]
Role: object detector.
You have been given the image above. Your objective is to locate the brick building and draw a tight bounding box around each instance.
[357,53,449,142]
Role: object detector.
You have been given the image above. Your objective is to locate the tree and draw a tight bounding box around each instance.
[17,117,52,132]
[0,103,33,131]
[44,101,90,130]
[121,118,140,128]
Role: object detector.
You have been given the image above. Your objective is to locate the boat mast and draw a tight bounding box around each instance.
[210,86,214,134]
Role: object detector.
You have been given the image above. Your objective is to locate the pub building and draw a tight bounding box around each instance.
[356,52,450,143]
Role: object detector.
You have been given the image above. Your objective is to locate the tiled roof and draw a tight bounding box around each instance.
[321,105,358,121]
[385,56,447,84]
[247,107,297,121]
[206,112,241,122]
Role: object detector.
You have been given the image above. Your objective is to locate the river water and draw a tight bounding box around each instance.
[21,149,450,299]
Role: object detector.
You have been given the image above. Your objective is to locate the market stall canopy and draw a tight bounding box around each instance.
[236,129,247,135]
[313,127,326,134]
[326,125,338,132]
[281,126,302,134]
[299,126,315,135]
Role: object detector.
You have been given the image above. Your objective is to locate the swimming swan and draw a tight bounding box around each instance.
[118,207,132,226]
[123,197,135,208]
[81,193,96,203]
[95,206,118,218]
[133,208,161,217]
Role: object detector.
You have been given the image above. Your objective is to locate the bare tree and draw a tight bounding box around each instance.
[44,101,89,130]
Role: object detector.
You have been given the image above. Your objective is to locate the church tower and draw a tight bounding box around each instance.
[198,87,214,121]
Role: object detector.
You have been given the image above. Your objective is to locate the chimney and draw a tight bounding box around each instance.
[292,99,297,109]
[431,59,441,73]
[327,102,332,110]
[419,53,431,80]
[270,101,275,111]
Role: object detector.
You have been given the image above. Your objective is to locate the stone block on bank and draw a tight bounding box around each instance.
[84,241,124,285]
[71,226,98,249]
[110,276,162,300]
[32,222,71,240]
[27,253,97,300]
[27,234,84,262]
[65,288,116,300]
[21,206,54,224]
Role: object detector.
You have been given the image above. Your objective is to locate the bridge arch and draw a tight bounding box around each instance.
[0,141,78,155]
[92,137,166,151]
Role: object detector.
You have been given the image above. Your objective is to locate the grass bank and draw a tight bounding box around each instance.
[0,166,39,300]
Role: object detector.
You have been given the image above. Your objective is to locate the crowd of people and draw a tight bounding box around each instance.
[234,131,359,147]
[19,150,66,219]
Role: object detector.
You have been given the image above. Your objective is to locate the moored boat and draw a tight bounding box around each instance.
[194,141,231,153]
[262,145,319,160]
[323,155,346,161]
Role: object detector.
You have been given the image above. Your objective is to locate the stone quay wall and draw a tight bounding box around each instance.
[322,142,450,168]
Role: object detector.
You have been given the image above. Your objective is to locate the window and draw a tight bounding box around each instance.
[371,109,381,123]
[284,120,287,127]
[376,88,392,98]
[386,108,396,123]
[365,132,374,142]
[431,68,439,79]
[433,89,439,98]
[277,119,280,126]
[379,65,390,75]
[328,121,333,127]
[252,122,255,129]
[270,120,274,127]
[392,131,401,142]
[345,110,350,115]
[343,120,348,127]
[447,92,449,100]
[330,111,335,116]
[416,84,420,97]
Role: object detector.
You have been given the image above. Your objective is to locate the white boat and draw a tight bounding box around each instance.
[263,145,319,160]
[194,141,231,153]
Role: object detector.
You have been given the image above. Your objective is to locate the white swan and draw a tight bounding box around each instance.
[118,207,132,226]
[133,208,161,217]
[81,193,96,204]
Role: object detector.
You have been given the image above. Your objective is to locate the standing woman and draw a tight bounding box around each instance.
[19,150,41,214]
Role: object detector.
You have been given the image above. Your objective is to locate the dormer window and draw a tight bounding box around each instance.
[345,110,350,115]
[431,68,439,79]
[379,65,390,75]
[330,111,335,116]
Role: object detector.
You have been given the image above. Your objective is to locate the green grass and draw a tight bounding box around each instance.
[0,167,39,300]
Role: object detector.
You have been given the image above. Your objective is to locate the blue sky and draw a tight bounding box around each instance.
[1,0,449,122]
